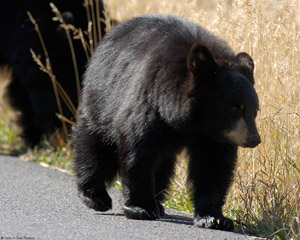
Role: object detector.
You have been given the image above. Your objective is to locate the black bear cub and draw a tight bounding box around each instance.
[73,14,261,231]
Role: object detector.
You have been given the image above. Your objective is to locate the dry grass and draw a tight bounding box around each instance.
[103,0,300,238]
[25,1,114,142]
[0,0,299,238]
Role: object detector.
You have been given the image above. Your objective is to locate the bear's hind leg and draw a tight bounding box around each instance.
[120,145,161,220]
[73,118,118,211]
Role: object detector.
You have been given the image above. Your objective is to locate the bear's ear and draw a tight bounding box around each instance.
[187,43,218,75]
[236,52,255,84]
[236,52,254,72]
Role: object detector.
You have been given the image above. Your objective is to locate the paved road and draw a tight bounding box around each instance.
[0,156,256,240]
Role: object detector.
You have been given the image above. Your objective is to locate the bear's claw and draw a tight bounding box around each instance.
[194,215,234,231]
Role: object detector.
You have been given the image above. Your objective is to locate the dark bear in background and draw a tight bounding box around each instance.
[73,14,261,231]
[0,0,107,146]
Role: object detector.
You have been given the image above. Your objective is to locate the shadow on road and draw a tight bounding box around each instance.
[95,213,124,217]
[160,214,193,226]
[95,212,193,226]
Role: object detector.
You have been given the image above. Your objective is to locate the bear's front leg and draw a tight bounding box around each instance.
[187,137,238,231]
[73,118,119,212]
[120,150,161,220]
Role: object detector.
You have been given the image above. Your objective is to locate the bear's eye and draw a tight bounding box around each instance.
[231,103,244,113]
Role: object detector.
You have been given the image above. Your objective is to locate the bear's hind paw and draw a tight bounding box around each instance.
[158,203,165,217]
[78,191,112,212]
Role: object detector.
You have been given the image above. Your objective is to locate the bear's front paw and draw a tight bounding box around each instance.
[78,191,112,212]
[123,205,160,220]
[194,215,234,231]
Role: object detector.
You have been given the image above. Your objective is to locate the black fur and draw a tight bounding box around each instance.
[73,14,260,231]
[0,0,106,146]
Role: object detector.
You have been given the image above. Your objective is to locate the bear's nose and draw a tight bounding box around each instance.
[246,135,261,148]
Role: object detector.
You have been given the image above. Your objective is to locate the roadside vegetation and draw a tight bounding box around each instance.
[0,0,299,239]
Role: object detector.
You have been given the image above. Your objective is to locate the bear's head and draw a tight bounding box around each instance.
[187,43,261,148]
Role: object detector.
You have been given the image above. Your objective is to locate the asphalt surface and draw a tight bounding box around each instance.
[0,155,257,240]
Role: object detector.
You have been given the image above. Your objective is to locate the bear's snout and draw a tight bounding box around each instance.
[224,117,261,148]
[245,134,261,148]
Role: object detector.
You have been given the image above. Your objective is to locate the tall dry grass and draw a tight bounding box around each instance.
[103,0,300,238]
[26,0,114,143]
[0,0,298,238]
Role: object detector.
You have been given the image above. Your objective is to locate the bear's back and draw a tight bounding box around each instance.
[81,14,235,136]
[83,15,235,95]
